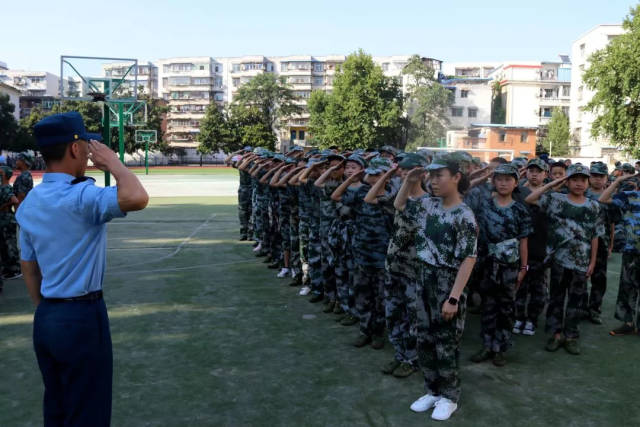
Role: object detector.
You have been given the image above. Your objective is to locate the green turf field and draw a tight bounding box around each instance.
[1,189,640,426]
[85,166,238,177]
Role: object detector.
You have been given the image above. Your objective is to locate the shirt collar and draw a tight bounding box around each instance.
[42,173,76,184]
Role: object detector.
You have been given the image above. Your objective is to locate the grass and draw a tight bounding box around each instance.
[1,192,640,426]
[84,166,239,177]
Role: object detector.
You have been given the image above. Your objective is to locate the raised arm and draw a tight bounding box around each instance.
[331,170,364,201]
[364,166,397,204]
[315,160,344,188]
[394,167,424,211]
[288,168,307,186]
[298,160,325,184]
[599,173,636,203]
[524,176,567,205]
[277,166,304,187]
[89,140,148,212]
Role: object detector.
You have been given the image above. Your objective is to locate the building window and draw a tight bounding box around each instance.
[232,78,240,87]
[499,132,506,142]
[314,63,324,72]
[562,86,570,97]
[450,107,464,117]
[460,90,469,98]
[580,43,586,57]
[214,93,223,101]
[281,63,288,72]
[232,64,240,73]
[542,107,552,117]
[313,77,324,86]
[267,63,273,72]
[520,132,528,143]
[290,130,296,140]
[299,130,305,140]
[382,63,389,71]
[467,108,477,118]
[544,89,555,98]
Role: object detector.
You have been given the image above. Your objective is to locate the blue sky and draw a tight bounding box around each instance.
[1,0,636,73]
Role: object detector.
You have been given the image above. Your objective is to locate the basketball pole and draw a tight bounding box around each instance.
[102,102,111,186]
[145,140,149,175]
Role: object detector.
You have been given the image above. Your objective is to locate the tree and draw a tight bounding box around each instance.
[232,73,303,135]
[228,105,277,150]
[542,107,570,157]
[197,104,234,154]
[583,5,640,155]
[0,94,19,151]
[491,80,506,124]
[308,49,404,150]
[402,55,453,150]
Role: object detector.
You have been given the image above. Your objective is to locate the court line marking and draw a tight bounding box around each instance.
[107,259,256,275]
[110,213,217,270]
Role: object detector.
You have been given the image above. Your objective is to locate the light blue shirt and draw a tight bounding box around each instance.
[16,173,125,298]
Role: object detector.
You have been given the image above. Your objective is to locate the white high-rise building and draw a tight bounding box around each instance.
[0,69,60,97]
[155,54,441,149]
[102,62,159,98]
[570,24,625,158]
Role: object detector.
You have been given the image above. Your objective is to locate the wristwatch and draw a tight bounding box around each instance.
[448,297,458,306]
[520,265,529,272]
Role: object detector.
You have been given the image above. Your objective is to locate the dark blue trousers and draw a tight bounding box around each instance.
[33,298,112,427]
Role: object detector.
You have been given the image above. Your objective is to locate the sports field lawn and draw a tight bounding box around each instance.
[1,188,640,426]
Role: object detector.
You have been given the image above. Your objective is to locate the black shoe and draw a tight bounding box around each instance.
[262,256,272,263]
[353,334,372,347]
[239,236,248,241]
[588,310,603,325]
[289,278,302,287]
[340,314,358,326]
[255,251,268,258]
[492,352,507,367]
[381,359,400,375]
[610,323,636,336]
[309,294,324,303]
[371,335,385,350]
[470,347,493,363]
[268,262,280,269]
[322,301,336,313]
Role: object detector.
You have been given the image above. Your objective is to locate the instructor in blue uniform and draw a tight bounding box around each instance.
[17,112,149,426]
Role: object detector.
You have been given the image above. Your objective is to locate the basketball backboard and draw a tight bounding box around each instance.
[60,56,138,102]
[135,129,157,144]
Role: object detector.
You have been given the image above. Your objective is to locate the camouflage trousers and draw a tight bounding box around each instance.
[416,264,466,403]
[514,260,548,326]
[253,198,268,243]
[308,220,323,296]
[0,220,19,275]
[583,239,608,315]
[298,220,310,284]
[289,215,301,277]
[320,221,337,301]
[237,186,252,239]
[384,266,418,364]
[353,264,385,337]
[614,253,640,325]
[279,209,291,253]
[480,259,518,353]
[545,263,587,339]
[331,221,355,315]
[267,202,281,262]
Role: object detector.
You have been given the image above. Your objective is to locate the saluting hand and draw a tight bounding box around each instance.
[405,167,425,184]
[88,140,120,172]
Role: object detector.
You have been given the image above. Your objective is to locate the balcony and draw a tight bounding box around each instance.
[460,137,487,149]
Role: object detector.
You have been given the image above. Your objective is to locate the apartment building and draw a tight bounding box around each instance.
[0,69,59,97]
[441,62,501,79]
[447,124,537,161]
[0,81,22,120]
[488,59,572,129]
[102,61,159,98]
[570,24,625,158]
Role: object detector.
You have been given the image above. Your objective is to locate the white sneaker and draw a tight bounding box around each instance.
[522,321,536,336]
[252,243,262,252]
[410,394,441,413]
[290,268,298,278]
[512,320,524,334]
[431,397,457,421]
[277,268,290,278]
[299,286,311,296]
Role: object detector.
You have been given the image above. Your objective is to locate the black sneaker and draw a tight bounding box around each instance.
[588,310,603,325]
[340,314,358,326]
[545,335,565,352]
[288,278,302,287]
[353,334,372,347]
[492,352,507,367]
[322,301,336,313]
[392,362,417,378]
[371,335,385,350]
[268,262,280,269]
[610,323,636,336]
[381,360,400,375]
[564,338,581,355]
[470,348,493,363]
[239,236,248,241]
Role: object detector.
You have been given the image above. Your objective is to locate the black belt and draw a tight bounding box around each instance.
[44,290,103,302]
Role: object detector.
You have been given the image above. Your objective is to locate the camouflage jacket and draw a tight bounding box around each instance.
[586,188,615,250]
[539,192,604,273]
[406,197,478,270]
[611,191,640,254]
[468,193,533,264]
[0,185,16,225]
[239,169,252,187]
[13,170,33,196]
[385,194,426,275]
[319,180,341,224]
[341,183,392,268]
[513,185,548,262]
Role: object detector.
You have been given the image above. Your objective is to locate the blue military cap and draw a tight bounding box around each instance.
[34,112,102,147]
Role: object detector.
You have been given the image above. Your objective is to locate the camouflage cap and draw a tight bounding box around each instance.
[327,153,346,162]
[364,156,392,175]
[304,148,320,159]
[511,157,528,169]
[346,154,366,168]
[17,152,34,166]
[450,151,473,164]
[527,158,548,171]
[352,148,366,156]
[567,163,590,178]
[253,147,266,155]
[288,145,304,152]
[472,157,482,166]
[0,165,13,180]
[395,152,408,163]
[426,153,457,171]
[285,157,298,165]
[493,163,520,180]
[320,148,334,158]
[398,153,428,169]
[273,153,286,162]
[379,145,399,156]
[416,149,434,161]
[242,146,252,152]
[622,163,636,174]
[306,157,324,168]
[589,161,609,175]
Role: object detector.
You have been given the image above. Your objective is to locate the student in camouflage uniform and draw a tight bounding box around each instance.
[379,153,428,378]
[396,154,477,421]
[298,157,325,299]
[513,158,550,336]
[13,152,34,208]
[285,160,308,286]
[525,164,604,355]
[335,156,394,349]
[467,164,532,367]
[330,154,366,326]
[599,171,640,335]
[314,154,346,312]
[583,161,615,324]
[0,166,20,279]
